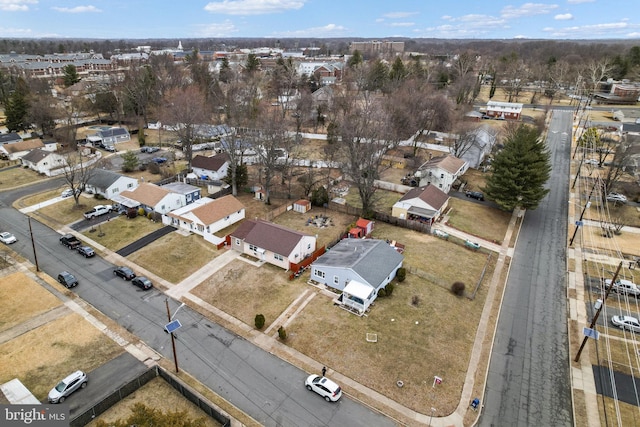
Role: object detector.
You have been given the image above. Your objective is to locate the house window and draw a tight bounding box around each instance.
[314,269,325,279]
[127,183,133,188]
[249,244,258,252]
[333,276,339,285]
[197,224,204,232]
[206,226,210,233]
[274,254,283,261]
[307,243,311,250]
[235,238,241,245]
[440,173,444,179]
[225,215,229,220]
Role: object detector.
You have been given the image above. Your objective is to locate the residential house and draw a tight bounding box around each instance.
[0,138,45,160]
[20,148,66,175]
[163,195,245,245]
[310,239,404,314]
[85,169,138,199]
[391,184,450,225]
[161,182,201,205]
[192,153,230,180]
[0,132,22,146]
[415,154,468,193]
[119,182,185,215]
[87,127,130,147]
[459,126,498,169]
[485,101,523,120]
[230,219,316,270]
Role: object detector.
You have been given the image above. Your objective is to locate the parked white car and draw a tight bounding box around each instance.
[0,232,17,244]
[605,279,640,297]
[612,315,640,333]
[48,370,87,403]
[606,193,627,204]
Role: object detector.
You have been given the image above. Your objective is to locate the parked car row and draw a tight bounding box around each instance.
[113,266,153,290]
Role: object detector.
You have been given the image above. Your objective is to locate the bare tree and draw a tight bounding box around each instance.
[334,91,395,216]
[449,121,480,159]
[601,137,633,195]
[585,58,612,94]
[60,148,103,206]
[163,86,208,172]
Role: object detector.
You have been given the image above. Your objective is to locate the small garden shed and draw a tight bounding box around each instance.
[293,199,311,213]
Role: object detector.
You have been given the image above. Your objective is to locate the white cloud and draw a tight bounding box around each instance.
[554,13,573,20]
[389,22,415,27]
[52,5,102,13]
[195,20,239,37]
[0,0,37,12]
[501,3,559,19]
[567,0,594,3]
[272,23,347,38]
[204,0,305,15]
[0,26,33,35]
[544,20,640,38]
[382,11,418,19]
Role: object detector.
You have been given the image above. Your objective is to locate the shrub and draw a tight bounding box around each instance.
[385,283,395,296]
[378,288,387,297]
[451,281,466,297]
[254,314,265,330]
[147,212,153,220]
[138,207,146,217]
[277,326,287,340]
[396,267,406,282]
[411,295,420,306]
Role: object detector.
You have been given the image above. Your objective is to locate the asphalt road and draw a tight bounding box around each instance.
[0,187,396,427]
[480,110,574,426]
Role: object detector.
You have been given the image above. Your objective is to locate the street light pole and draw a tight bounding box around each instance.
[166,299,179,373]
[574,262,623,362]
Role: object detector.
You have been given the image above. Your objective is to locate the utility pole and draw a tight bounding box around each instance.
[166,299,179,373]
[575,262,623,362]
[27,216,40,272]
[569,180,599,246]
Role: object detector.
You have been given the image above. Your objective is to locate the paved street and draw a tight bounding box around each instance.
[480,110,574,427]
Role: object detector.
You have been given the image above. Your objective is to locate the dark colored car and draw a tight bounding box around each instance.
[57,271,78,288]
[141,146,160,153]
[76,246,95,258]
[113,266,136,280]
[132,276,153,290]
[152,157,167,164]
[465,191,485,201]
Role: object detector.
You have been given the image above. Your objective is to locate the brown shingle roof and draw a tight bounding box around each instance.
[421,154,466,174]
[400,184,449,209]
[120,182,172,206]
[4,138,44,153]
[192,153,229,172]
[189,195,245,224]
[232,219,311,256]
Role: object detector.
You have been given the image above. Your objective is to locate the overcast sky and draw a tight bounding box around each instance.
[2,0,639,40]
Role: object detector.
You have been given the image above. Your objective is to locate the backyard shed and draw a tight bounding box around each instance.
[293,199,311,213]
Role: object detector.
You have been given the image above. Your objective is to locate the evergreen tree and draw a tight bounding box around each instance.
[244,53,260,74]
[483,124,551,211]
[223,162,248,190]
[5,77,30,132]
[120,150,139,173]
[347,50,363,68]
[389,57,407,82]
[62,64,80,87]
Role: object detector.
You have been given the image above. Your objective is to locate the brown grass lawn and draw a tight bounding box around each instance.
[0,165,46,192]
[461,168,488,192]
[191,259,307,328]
[580,225,640,258]
[343,186,402,214]
[86,377,222,427]
[81,215,164,251]
[370,222,496,288]
[28,195,109,229]
[0,272,62,331]
[127,232,222,284]
[286,270,490,415]
[271,208,356,247]
[446,198,511,243]
[598,396,640,427]
[0,312,123,400]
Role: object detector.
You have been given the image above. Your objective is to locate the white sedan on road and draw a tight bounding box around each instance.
[304,375,342,402]
[612,315,640,333]
[0,232,17,244]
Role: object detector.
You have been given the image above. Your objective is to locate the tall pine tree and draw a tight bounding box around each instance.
[5,77,30,132]
[483,124,551,211]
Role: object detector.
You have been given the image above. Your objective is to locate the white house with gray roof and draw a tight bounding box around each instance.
[310,239,404,314]
[85,169,138,199]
